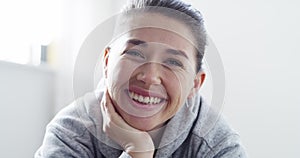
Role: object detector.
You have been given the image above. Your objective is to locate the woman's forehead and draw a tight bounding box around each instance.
[130,28,192,45]
[113,12,197,47]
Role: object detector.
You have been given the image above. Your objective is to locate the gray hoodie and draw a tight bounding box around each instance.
[35,91,246,158]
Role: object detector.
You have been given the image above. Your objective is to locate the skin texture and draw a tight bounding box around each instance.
[101,13,206,157]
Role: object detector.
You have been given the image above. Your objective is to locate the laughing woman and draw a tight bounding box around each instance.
[35,0,247,157]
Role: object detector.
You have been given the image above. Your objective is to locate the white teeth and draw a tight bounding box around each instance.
[144,97,150,103]
[150,97,154,103]
[129,92,133,98]
[134,93,139,100]
[138,95,143,102]
[129,91,163,104]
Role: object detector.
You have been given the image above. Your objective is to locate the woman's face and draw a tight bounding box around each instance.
[104,14,204,131]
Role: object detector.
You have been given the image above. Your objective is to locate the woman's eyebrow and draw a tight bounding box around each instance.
[166,49,189,59]
[126,39,147,47]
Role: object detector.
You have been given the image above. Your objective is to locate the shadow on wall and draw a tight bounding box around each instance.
[0,61,55,158]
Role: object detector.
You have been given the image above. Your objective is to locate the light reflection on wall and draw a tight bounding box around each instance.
[0,0,60,65]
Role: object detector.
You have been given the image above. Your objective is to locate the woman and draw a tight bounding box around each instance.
[35,0,246,157]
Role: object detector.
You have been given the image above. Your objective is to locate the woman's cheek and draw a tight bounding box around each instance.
[164,71,194,115]
[107,59,133,83]
[163,75,182,111]
[107,58,145,94]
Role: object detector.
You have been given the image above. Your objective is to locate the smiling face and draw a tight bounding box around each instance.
[104,13,205,131]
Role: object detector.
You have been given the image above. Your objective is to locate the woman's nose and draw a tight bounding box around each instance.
[136,63,162,86]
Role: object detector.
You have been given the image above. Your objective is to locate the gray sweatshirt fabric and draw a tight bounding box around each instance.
[35,90,247,158]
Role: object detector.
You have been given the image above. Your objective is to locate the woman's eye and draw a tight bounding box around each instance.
[124,49,145,59]
[164,58,183,68]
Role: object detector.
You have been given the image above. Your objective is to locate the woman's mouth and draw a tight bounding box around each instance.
[118,88,167,117]
[128,91,164,105]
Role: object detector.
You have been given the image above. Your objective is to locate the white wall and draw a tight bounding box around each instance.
[0,61,55,158]
[188,0,300,157]
[51,0,123,112]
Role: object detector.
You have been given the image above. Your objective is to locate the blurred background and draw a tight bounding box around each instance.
[0,0,299,157]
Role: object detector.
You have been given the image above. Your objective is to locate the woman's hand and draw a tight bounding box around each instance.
[100,90,154,157]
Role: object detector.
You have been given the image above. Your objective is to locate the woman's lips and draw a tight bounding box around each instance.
[128,90,164,105]
[125,88,167,111]
[128,85,168,100]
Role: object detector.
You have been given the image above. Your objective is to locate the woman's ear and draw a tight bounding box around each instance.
[188,71,206,98]
[103,47,110,78]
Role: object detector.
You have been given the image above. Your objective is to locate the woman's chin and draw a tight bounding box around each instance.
[125,115,166,131]
[113,99,167,131]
